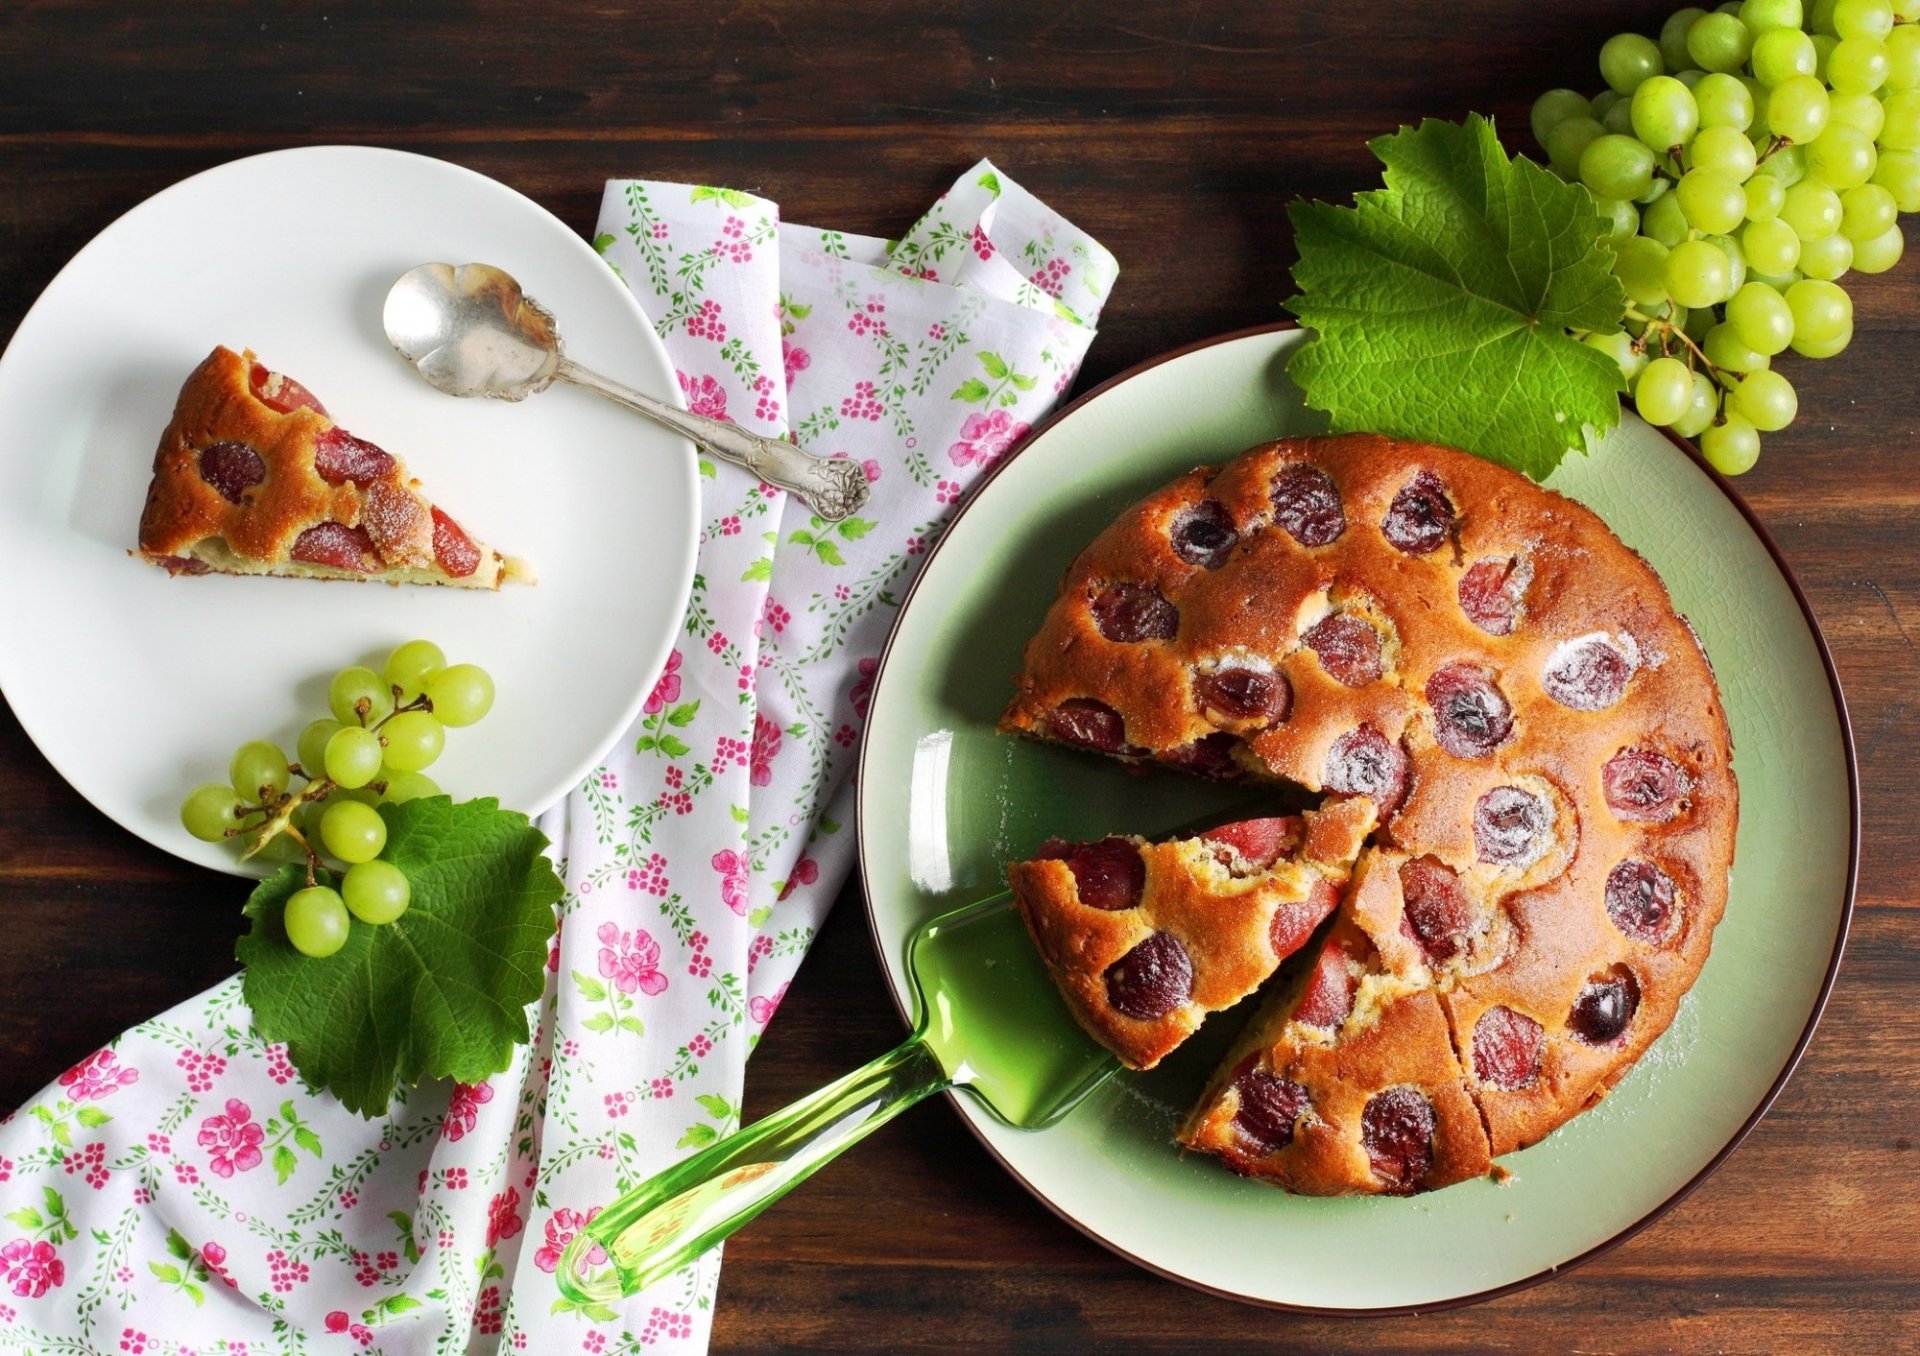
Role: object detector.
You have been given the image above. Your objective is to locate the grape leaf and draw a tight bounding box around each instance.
[1285,114,1627,481]
[237,797,562,1118]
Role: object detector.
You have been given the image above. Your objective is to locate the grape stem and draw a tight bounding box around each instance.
[1624,302,1719,377]
[1754,134,1790,168]
[368,688,435,737]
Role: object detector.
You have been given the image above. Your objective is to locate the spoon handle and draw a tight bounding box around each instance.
[554,358,870,521]
[555,1031,950,1303]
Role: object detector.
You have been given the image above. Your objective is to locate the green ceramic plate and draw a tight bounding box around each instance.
[856,326,1855,1311]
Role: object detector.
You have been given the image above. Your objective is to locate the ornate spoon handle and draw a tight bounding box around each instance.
[556,358,870,521]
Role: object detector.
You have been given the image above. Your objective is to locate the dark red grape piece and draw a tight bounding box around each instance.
[1163,731,1244,779]
[1606,859,1679,944]
[1361,1087,1435,1193]
[1090,581,1179,643]
[313,426,398,487]
[1399,856,1471,962]
[431,507,483,578]
[1474,785,1551,867]
[1458,558,1523,636]
[1472,1006,1544,1090]
[1568,970,1641,1046]
[1294,941,1357,1029]
[153,555,210,576]
[1270,463,1345,546]
[1381,471,1455,555]
[1232,1067,1311,1154]
[1170,499,1238,569]
[1303,613,1385,687]
[1543,634,1634,711]
[1200,816,1301,872]
[1603,748,1690,822]
[1056,837,1145,911]
[1323,725,1410,814]
[1104,932,1193,1020]
[197,440,265,504]
[291,521,377,572]
[1270,876,1339,958]
[1049,698,1130,753]
[249,363,329,417]
[1194,665,1291,725]
[1426,663,1513,759]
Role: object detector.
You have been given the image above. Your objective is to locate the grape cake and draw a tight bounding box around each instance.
[1001,433,1736,1196]
[137,346,527,588]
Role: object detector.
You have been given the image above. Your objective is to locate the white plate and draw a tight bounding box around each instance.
[0,146,698,875]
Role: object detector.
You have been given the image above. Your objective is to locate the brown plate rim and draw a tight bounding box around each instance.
[853,320,1860,1316]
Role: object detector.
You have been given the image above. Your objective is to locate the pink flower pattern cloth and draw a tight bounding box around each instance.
[0,160,1114,1353]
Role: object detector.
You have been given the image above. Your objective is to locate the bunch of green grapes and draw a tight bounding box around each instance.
[180,639,497,957]
[1531,0,1920,473]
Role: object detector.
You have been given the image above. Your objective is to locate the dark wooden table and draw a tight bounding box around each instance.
[3,1,1915,1348]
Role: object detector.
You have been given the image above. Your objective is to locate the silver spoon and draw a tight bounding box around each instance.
[382,262,870,521]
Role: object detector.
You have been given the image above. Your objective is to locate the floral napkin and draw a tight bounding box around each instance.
[0,160,1115,1354]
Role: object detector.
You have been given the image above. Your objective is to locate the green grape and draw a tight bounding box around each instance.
[323,725,383,789]
[1884,23,1920,90]
[1601,99,1638,140]
[1717,2,1745,16]
[1768,75,1832,142]
[384,639,447,701]
[1705,321,1773,371]
[1805,125,1878,188]
[1879,89,1920,148]
[1745,173,1789,220]
[425,664,494,727]
[1631,75,1701,148]
[1782,180,1845,237]
[1677,67,1709,89]
[1614,235,1674,303]
[380,771,441,804]
[334,785,382,808]
[1677,168,1750,230]
[1635,174,1675,205]
[1833,0,1895,39]
[1532,88,1594,148]
[297,719,343,775]
[1601,32,1666,93]
[1751,27,1819,86]
[1732,368,1801,429]
[291,798,325,841]
[1581,133,1657,198]
[1545,117,1608,177]
[1639,191,1689,247]
[1667,237,1736,305]
[1726,280,1798,352]
[1743,75,1777,137]
[285,886,351,959]
[1689,11,1756,70]
[1787,277,1855,353]
[1584,329,1649,384]
[1596,195,1641,243]
[321,799,387,865]
[1682,300,1719,343]
[1701,415,1764,473]
[1708,232,1750,285]
[1592,89,1625,119]
[1635,356,1697,425]
[1690,125,1759,179]
[1741,0,1807,28]
[1828,36,1891,92]
[1749,267,1806,290]
[1693,72,1755,128]
[1813,32,1840,81]
[1852,220,1906,270]
[329,665,394,727]
[1812,0,1841,30]
[1662,7,1712,68]
[1672,370,1724,437]
[229,740,289,801]
[1896,0,1920,19]
[1756,143,1807,186]
[1827,90,1887,138]
[182,784,246,842]
[1799,230,1855,277]
[1840,182,1898,238]
[1794,319,1855,356]
[380,710,446,773]
[342,860,411,926]
[1871,147,1920,210]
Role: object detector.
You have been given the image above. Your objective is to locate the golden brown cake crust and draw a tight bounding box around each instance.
[136,346,519,589]
[1002,433,1737,1193]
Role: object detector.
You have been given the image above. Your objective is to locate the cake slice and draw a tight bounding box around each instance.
[137,346,528,589]
[1007,796,1376,1071]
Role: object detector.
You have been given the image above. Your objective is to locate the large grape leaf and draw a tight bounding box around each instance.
[1285,114,1627,481]
[237,797,562,1118]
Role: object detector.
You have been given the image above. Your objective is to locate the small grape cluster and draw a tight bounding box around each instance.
[1531,0,1920,473]
[179,639,496,958]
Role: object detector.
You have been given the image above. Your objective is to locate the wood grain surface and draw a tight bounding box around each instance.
[2,1,1915,1349]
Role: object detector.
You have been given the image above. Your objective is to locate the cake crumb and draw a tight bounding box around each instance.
[1491,1164,1517,1187]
